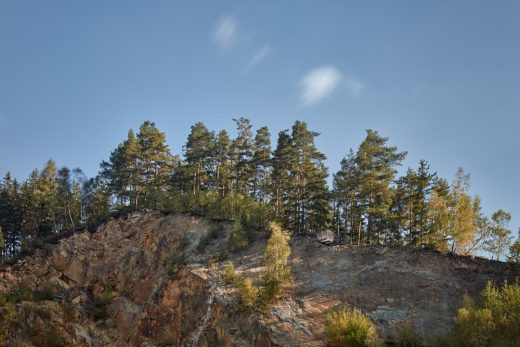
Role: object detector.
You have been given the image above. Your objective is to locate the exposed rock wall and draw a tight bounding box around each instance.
[0,211,518,346]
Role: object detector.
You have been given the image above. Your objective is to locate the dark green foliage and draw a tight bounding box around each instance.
[166,254,186,276]
[183,122,215,194]
[90,290,113,321]
[272,121,330,234]
[101,121,177,210]
[393,323,423,347]
[228,220,248,252]
[258,280,281,307]
[334,130,407,245]
[1,283,54,306]
[6,284,34,303]
[0,118,514,264]
[45,325,65,347]
[216,250,229,262]
[231,117,255,196]
[34,285,54,302]
[197,225,223,253]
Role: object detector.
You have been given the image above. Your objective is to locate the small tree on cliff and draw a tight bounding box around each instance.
[263,222,292,300]
[508,229,520,263]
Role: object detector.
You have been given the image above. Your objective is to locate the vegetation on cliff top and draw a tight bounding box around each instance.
[0,119,517,263]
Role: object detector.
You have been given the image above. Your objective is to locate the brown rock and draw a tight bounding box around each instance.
[1,211,519,346]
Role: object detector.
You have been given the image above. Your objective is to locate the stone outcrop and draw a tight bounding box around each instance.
[0,211,519,346]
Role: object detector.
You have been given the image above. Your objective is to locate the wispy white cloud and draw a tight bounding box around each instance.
[299,66,342,105]
[213,15,238,50]
[243,45,271,73]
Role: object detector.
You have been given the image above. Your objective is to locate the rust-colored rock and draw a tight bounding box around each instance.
[0,211,518,346]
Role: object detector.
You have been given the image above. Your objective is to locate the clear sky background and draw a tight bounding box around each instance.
[1,1,519,235]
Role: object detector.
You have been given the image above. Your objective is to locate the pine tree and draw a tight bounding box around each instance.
[101,121,176,209]
[0,226,4,259]
[394,160,436,246]
[410,160,436,243]
[81,176,111,225]
[137,121,176,208]
[231,118,255,196]
[271,130,291,222]
[100,130,140,207]
[252,126,272,203]
[183,122,215,193]
[39,159,59,234]
[214,129,232,197]
[20,169,40,241]
[333,150,363,245]
[56,167,82,230]
[283,121,329,234]
[355,130,406,244]
[0,173,23,257]
[394,168,417,244]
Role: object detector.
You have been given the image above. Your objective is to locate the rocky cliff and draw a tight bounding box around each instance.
[0,211,519,346]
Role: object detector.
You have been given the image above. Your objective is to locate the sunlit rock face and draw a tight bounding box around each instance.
[0,211,519,346]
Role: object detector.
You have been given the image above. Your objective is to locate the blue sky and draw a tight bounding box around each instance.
[1,1,519,234]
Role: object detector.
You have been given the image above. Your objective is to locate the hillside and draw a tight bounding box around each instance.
[0,211,519,346]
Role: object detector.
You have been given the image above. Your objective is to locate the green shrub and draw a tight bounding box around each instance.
[166,254,186,276]
[394,323,423,347]
[451,281,520,347]
[228,220,248,252]
[216,250,229,262]
[258,279,281,307]
[6,284,33,303]
[46,325,65,347]
[91,290,113,321]
[197,225,222,253]
[261,222,292,304]
[239,278,258,308]
[325,306,381,347]
[34,285,54,301]
[224,261,237,284]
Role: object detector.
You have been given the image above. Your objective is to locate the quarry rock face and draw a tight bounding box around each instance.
[0,211,519,346]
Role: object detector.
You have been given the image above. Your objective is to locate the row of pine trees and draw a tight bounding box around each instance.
[0,119,517,261]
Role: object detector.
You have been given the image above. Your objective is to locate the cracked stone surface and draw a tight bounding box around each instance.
[1,211,519,346]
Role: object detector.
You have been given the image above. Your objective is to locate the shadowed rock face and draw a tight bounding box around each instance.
[0,211,519,346]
